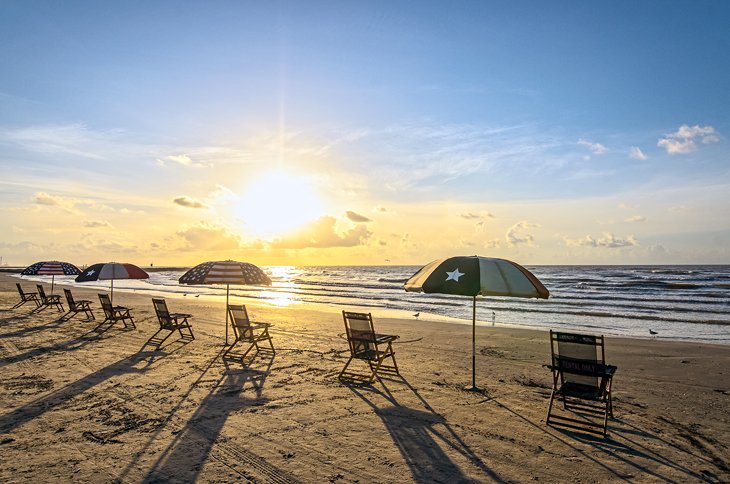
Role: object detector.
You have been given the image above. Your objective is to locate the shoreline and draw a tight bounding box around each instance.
[10,271,730,347]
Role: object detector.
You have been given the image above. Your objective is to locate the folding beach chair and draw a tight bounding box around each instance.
[340,311,400,384]
[147,298,194,346]
[223,304,274,362]
[546,330,617,437]
[96,293,136,332]
[62,289,95,321]
[13,283,40,309]
[36,284,64,312]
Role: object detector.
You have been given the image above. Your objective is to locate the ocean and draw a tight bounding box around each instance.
[14,265,730,345]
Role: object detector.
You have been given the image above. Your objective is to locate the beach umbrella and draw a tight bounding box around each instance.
[75,262,149,304]
[178,260,272,344]
[21,261,82,295]
[404,255,549,391]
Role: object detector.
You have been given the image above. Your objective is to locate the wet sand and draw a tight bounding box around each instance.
[1,273,728,483]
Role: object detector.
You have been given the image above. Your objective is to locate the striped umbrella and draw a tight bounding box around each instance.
[21,261,82,295]
[405,255,549,391]
[75,262,149,304]
[179,260,272,344]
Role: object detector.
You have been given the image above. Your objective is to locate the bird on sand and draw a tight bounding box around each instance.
[413,312,420,319]
[649,329,658,335]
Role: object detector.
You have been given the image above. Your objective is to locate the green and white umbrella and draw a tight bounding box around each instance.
[405,255,549,390]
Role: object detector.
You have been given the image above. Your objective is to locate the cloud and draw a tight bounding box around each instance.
[156,154,213,168]
[0,123,111,160]
[566,233,637,248]
[173,196,208,209]
[506,221,540,247]
[669,205,687,212]
[34,191,64,207]
[460,211,494,220]
[33,191,78,214]
[629,146,647,160]
[176,222,242,251]
[657,124,719,155]
[270,216,372,249]
[345,211,372,223]
[625,215,646,223]
[578,139,608,155]
[83,220,113,228]
[374,206,389,213]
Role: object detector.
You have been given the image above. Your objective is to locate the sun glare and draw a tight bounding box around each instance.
[236,170,324,237]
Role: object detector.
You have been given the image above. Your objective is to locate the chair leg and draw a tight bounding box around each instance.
[546,389,556,424]
[339,356,355,379]
[223,339,240,359]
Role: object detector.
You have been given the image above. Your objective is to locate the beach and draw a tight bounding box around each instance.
[1,273,728,483]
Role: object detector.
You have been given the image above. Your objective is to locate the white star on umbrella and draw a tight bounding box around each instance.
[445,268,465,282]
[86,269,95,276]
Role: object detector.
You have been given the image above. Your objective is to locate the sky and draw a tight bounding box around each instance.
[1,1,729,267]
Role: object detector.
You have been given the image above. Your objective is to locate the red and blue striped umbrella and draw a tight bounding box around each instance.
[75,262,149,304]
[179,260,271,344]
[21,261,82,295]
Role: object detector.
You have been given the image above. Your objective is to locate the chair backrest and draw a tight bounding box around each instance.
[152,298,173,327]
[550,330,605,389]
[342,311,377,358]
[228,304,252,339]
[16,283,26,297]
[36,284,48,302]
[64,289,75,307]
[98,294,114,318]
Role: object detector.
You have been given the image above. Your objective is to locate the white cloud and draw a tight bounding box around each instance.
[506,221,540,247]
[156,154,213,168]
[657,124,719,155]
[578,139,608,155]
[625,215,646,223]
[629,146,647,160]
[565,233,637,248]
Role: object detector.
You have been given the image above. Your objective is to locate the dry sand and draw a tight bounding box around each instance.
[0,272,728,483]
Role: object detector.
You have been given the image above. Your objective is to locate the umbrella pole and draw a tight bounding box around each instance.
[471,295,477,391]
[51,274,55,296]
[110,279,114,305]
[225,284,230,346]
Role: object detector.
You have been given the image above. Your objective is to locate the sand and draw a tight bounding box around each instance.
[0,273,728,483]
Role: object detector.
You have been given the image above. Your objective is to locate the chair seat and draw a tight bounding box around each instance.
[558,382,603,400]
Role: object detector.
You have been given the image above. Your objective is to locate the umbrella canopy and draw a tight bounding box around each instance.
[75,262,149,304]
[21,260,82,295]
[405,255,549,390]
[178,260,271,344]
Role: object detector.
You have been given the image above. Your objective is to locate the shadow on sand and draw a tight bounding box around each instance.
[142,353,299,483]
[348,376,504,483]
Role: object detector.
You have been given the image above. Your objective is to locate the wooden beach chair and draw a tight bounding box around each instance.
[147,298,194,346]
[36,284,64,312]
[96,293,136,332]
[13,283,40,309]
[223,304,274,362]
[546,330,617,437]
[62,289,95,321]
[339,311,400,384]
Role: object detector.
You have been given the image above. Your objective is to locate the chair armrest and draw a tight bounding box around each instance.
[374,333,399,343]
[251,322,271,329]
[171,313,193,318]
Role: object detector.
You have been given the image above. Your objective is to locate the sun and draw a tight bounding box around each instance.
[236,170,324,237]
